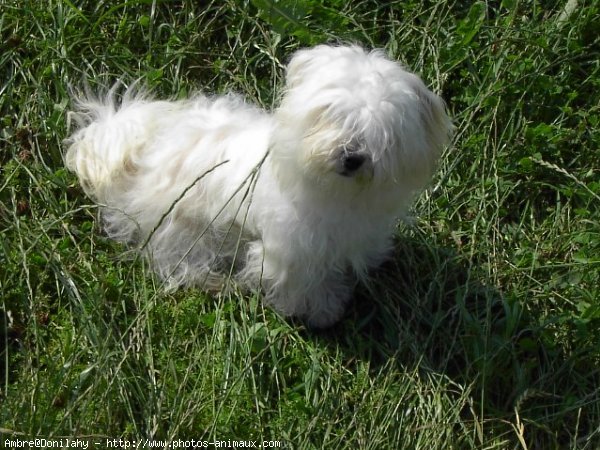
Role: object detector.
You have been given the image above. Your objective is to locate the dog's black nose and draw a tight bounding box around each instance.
[341,153,366,175]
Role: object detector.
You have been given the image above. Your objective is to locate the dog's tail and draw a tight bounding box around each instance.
[64,84,165,203]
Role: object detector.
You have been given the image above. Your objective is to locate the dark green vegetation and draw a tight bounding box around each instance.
[1,0,598,448]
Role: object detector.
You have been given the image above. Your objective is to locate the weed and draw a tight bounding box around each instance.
[1,1,599,448]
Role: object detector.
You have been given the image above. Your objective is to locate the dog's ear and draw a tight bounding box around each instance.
[415,84,454,158]
[285,47,317,89]
[393,75,454,190]
[284,45,353,90]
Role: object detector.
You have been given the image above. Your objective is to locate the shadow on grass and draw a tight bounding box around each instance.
[308,235,599,445]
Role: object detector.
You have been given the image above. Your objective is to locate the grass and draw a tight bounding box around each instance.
[1,0,599,448]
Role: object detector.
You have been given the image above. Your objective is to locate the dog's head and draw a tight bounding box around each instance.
[271,45,452,206]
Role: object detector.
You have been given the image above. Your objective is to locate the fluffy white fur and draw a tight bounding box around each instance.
[65,44,452,328]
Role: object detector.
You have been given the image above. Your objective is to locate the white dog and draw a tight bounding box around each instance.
[65,44,452,328]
